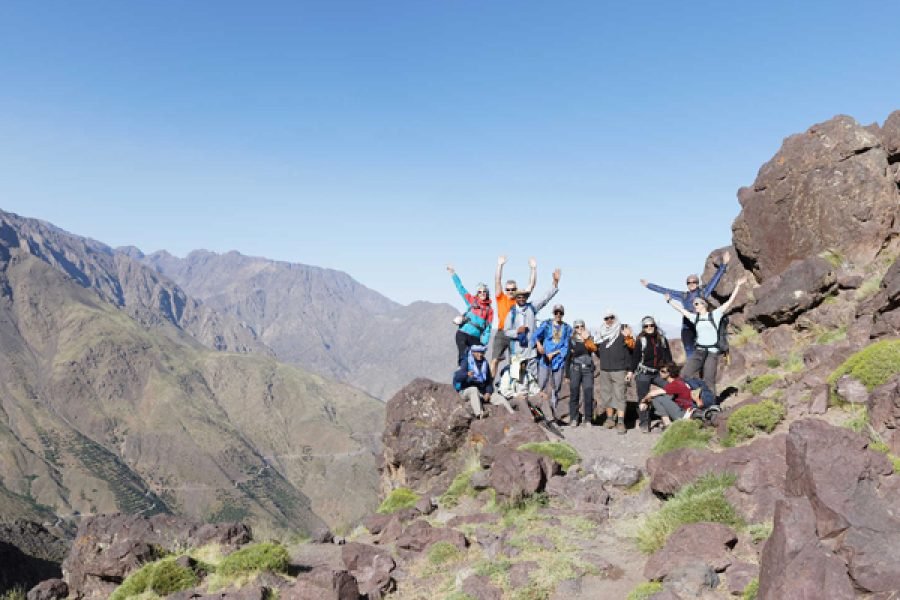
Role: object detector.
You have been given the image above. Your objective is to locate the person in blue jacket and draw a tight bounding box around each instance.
[533,304,572,422]
[639,250,731,357]
[453,345,514,418]
[447,264,494,363]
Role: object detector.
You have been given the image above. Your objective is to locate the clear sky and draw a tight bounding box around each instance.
[1,1,898,334]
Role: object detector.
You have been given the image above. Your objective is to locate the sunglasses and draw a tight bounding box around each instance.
[603,316,615,321]
[643,324,656,329]
[686,280,699,285]
[693,302,705,307]
[505,288,516,292]
[553,310,563,315]
[574,325,585,329]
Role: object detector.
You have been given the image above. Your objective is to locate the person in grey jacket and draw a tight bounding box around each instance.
[504,268,561,381]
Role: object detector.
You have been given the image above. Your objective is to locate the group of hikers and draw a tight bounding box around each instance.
[450,254,748,434]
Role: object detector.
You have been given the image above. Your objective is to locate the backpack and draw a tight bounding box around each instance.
[683,377,717,408]
[693,311,730,353]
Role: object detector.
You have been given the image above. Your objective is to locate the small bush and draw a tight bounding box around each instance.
[726,400,786,444]
[785,353,804,373]
[440,466,482,508]
[765,357,781,368]
[0,588,26,600]
[627,581,663,600]
[217,542,290,577]
[110,557,199,600]
[747,521,773,543]
[745,373,780,396]
[743,577,760,599]
[518,441,581,471]
[377,487,420,514]
[856,275,883,300]
[473,558,512,578]
[652,420,713,456]
[636,473,742,554]
[819,249,844,268]
[731,325,759,348]
[426,541,462,565]
[828,339,900,392]
[816,325,848,345]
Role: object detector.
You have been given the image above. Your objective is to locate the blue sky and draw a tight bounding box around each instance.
[1,1,897,333]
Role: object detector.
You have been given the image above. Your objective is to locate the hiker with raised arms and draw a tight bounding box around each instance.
[640,250,731,357]
[447,264,494,363]
[503,268,561,395]
[664,275,748,396]
[491,255,537,378]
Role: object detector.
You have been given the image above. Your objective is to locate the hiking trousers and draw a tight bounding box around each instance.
[651,394,687,421]
[635,372,667,427]
[569,363,594,423]
[681,319,698,358]
[682,349,720,396]
[455,330,482,363]
[537,361,564,411]
[598,370,627,412]
[459,388,514,417]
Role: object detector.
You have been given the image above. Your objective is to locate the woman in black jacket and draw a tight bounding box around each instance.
[566,319,597,427]
[631,316,672,433]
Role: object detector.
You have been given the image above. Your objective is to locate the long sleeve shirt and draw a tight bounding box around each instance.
[646,263,727,314]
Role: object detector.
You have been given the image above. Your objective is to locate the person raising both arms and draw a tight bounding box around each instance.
[640,250,731,357]
[491,255,537,377]
[447,264,494,363]
[664,276,748,396]
[503,268,561,383]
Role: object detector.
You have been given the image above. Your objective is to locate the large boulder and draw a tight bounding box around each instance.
[757,497,855,600]
[733,115,898,282]
[381,379,473,492]
[62,514,250,599]
[0,521,68,594]
[488,448,549,501]
[867,375,900,455]
[744,257,837,327]
[644,523,737,581]
[341,542,395,598]
[647,435,787,522]
[881,110,900,161]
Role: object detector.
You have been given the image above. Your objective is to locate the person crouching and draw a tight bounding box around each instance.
[453,345,515,418]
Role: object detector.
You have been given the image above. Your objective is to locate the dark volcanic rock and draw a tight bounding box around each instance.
[283,566,361,600]
[644,522,737,581]
[461,574,502,600]
[732,115,898,282]
[868,375,900,455]
[745,257,837,327]
[758,497,855,600]
[487,448,548,501]
[395,520,467,553]
[0,520,68,594]
[881,110,900,160]
[26,579,68,600]
[341,542,395,598]
[381,379,473,491]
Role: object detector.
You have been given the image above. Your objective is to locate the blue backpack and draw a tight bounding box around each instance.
[683,377,717,408]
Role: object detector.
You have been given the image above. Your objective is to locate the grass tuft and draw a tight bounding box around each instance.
[110,557,199,600]
[725,400,786,445]
[747,521,773,543]
[730,325,759,348]
[217,542,289,577]
[518,441,581,471]
[765,357,781,368]
[856,275,883,300]
[377,487,420,514]
[743,577,760,599]
[636,473,742,554]
[828,339,900,393]
[652,420,713,456]
[627,581,663,600]
[819,249,845,268]
[426,541,463,566]
[744,373,781,396]
[816,325,848,345]
[0,588,26,600]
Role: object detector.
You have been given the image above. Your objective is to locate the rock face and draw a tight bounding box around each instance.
[868,375,900,454]
[745,257,837,327]
[758,419,900,596]
[644,523,737,581]
[733,115,898,282]
[381,379,474,492]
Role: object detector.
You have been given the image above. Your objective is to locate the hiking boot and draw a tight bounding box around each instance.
[604,416,616,429]
[616,422,627,435]
[640,423,651,434]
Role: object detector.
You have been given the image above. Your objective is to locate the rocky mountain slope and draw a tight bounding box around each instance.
[0,210,386,551]
[137,249,459,400]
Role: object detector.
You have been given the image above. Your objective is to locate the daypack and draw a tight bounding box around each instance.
[693,311,730,353]
[683,377,717,408]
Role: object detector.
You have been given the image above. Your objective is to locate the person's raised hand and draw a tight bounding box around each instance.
[640,278,649,287]
[529,257,537,269]
[664,293,671,302]
[552,268,561,284]
[723,250,732,264]
[446,264,455,274]
[498,255,507,266]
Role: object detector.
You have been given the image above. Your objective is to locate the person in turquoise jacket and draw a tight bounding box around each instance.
[533,304,572,421]
[447,264,494,362]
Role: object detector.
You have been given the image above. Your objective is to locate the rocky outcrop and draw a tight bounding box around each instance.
[868,375,900,454]
[745,256,837,327]
[732,115,898,282]
[644,523,738,581]
[381,379,474,492]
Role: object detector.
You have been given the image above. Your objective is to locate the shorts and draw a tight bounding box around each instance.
[491,331,510,361]
[598,370,627,412]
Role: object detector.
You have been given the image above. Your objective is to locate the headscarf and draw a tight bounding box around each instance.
[467,349,489,383]
[597,310,620,348]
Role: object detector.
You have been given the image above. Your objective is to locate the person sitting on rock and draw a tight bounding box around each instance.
[664,276,748,396]
[453,345,514,418]
[565,319,597,427]
[641,362,696,429]
[632,316,672,433]
[533,304,572,423]
[447,264,494,363]
[491,255,537,378]
[503,268,561,381]
[593,310,635,435]
[639,250,731,357]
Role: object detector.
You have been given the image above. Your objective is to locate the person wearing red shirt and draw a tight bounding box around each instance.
[641,362,698,429]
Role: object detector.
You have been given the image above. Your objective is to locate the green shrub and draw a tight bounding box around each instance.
[765,357,781,368]
[819,249,844,268]
[731,325,759,348]
[377,487,420,514]
[652,420,713,456]
[636,473,742,553]
[217,542,290,577]
[627,581,663,600]
[427,541,463,565]
[828,339,900,392]
[473,558,512,578]
[440,462,484,508]
[856,275,883,300]
[816,325,848,345]
[743,577,760,599]
[747,521,773,543]
[110,557,199,600]
[518,441,581,471]
[726,400,786,444]
[745,373,781,396]
[785,353,804,373]
[0,588,26,600]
